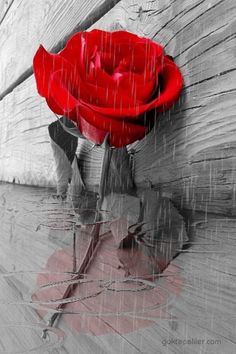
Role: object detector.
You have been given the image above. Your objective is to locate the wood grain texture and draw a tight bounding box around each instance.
[0,0,14,23]
[0,0,120,98]
[0,77,57,186]
[0,0,236,217]
[0,183,235,353]
[95,0,236,215]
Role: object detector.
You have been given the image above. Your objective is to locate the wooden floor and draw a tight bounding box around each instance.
[0,182,235,354]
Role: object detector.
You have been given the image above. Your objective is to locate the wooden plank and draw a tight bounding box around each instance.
[0,0,236,216]
[0,183,66,353]
[95,0,236,215]
[0,183,235,353]
[0,0,120,98]
[0,183,143,353]
[120,212,236,353]
[0,184,154,353]
[0,0,14,23]
[0,77,57,186]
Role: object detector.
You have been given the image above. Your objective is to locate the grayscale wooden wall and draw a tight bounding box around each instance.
[0,1,236,353]
[0,0,235,217]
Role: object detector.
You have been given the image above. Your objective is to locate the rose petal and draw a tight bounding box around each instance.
[86,78,141,108]
[46,96,64,115]
[85,67,142,107]
[47,70,147,147]
[81,56,183,118]
[66,104,147,147]
[86,29,143,50]
[114,71,157,103]
[33,30,182,148]
[33,45,74,97]
[49,70,79,112]
[111,36,163,70]
[87,55,157,105]
[46,61,140,112]
[78,114,107,145]
[59,32,84,71]
[100,52,120,75]
[154,56,184,111]
[87,30,163,75]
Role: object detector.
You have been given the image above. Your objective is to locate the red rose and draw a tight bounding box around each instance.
[33,30,183,147]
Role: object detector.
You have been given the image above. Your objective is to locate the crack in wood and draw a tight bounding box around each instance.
[152,0,206,40]
[149,0,179,22]
[174,22,229,60]
[0,0,14,25]
[163,0,226,49]
[184,67,236,89]
[189,156,234,165]
[180,32,236,69]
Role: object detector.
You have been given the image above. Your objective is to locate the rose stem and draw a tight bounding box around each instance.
[41,135,112,339]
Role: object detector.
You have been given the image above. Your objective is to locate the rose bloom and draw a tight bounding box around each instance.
[33,30,183,147]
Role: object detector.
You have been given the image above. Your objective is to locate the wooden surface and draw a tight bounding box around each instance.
[94,0,236,215]
[0,0,236,215]
[0,182,235,353]
[0,0,14,23]
[0,77,56,186]
[0,0,120,186]
[132,0,236,216]
[0,0,120,99]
